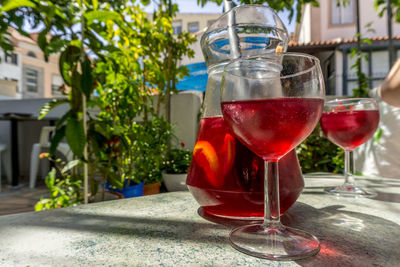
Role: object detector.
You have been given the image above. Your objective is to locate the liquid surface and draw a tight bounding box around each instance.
[186,116,304,218]
[221,98,324,161]
[321,110,379,150]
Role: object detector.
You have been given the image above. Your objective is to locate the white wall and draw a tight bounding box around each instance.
[180,33,204,65]
[335,50,344,96]
[0,50,23,97]
[170,92,202,150]
[309,0,400,42]
[298,4,311,44]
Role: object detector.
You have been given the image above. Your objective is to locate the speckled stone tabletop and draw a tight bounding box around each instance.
[0,175,399,266]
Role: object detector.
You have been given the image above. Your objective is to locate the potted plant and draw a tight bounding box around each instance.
[162,143,192,192]
[130,118,172,195]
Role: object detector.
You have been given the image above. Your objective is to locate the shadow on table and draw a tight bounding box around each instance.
[198,200,400,265]
[199,201,400,265]
[284,203,400,266]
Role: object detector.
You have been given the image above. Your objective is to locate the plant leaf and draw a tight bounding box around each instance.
[45,168,56,188]
[38,31,48,61]
[59,45,80,86]
[0,0,35,12]
[81,56,93,97]
[38,99,69,120]
[141,0,150,5]
[50,125,66,155]
[85,10,122,24]
[92,0,98,10]
[61,160,80,174]
[66,117,86,159]
[374,128,383,143]
[56,110,72,128]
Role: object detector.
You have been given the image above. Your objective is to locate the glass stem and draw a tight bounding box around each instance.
[344,150,355,185]
[263,161,281,228]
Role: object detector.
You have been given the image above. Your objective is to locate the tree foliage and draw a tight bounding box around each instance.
[296,125,344,174]
[374,0,400,22]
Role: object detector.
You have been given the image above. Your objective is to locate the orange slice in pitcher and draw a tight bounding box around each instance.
[193,140,220,187]
[220,133,236,178]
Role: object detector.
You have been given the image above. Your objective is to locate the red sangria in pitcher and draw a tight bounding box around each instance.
[186,5,305,220]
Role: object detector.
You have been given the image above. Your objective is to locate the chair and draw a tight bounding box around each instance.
[29,126,72,189]
[0,144,11,192]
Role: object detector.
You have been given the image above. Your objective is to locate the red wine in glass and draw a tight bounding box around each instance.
[320,98,379,198]
[321,110,379,150]
[220,54,324,260]
[186,116,304,219]
[221,98,324,161]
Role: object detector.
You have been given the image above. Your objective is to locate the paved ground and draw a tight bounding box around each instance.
[0,177,49,215]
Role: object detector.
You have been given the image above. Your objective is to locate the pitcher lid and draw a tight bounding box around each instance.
[200,4,289,67]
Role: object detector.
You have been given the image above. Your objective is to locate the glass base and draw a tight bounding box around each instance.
[325,183,377,198]
[229,224,320,261]
[199,207,263,221]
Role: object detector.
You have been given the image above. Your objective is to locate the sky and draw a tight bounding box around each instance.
[144,0,296,33]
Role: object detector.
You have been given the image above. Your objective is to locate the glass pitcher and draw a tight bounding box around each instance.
[186,5,304,220]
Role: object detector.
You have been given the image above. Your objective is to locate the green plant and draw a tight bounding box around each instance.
[35,154,82,211]
[0,0,195,201]
[350,22,375,97]
[86,0,194,189]
[163,144,192,174]
[130,117,172,184]
[296,124,344,174]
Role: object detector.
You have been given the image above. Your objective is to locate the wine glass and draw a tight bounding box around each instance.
[320,98,379,198]
[221,53,324,260]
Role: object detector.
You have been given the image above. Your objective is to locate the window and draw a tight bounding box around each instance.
[172,20,182,35]
[26,68,38,93]
[346,50,390,95]
[347,52,368,81]
[52,75,63,94]
[371,51,389,78]
[4,52,18,65]
[188,22,199,33]
[326,56,337,95]
[331,0,354,25]
[27,51,37,58]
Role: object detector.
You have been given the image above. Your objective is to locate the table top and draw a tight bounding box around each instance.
[0,175,399,266]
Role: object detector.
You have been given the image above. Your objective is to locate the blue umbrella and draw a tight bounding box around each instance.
[176,62,208,92]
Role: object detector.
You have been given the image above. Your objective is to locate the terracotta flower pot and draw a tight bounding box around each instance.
[143,182,161,195]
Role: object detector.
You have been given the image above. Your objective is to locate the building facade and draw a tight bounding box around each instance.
[2,13,221,99]
[173,13,221,92]
[291,0,400,96]
[173,13,221,66]
[0,28,63,99]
